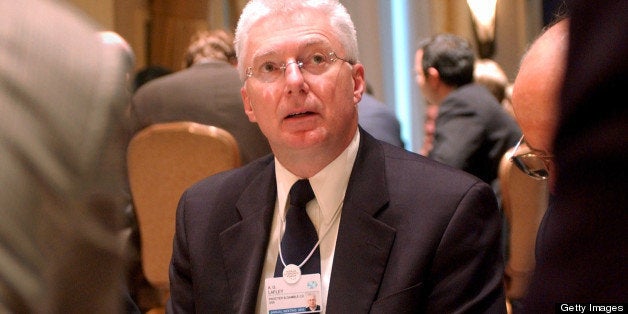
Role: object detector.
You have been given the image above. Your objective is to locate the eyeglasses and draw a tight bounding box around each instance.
[510,135,554,180]
[245,51,352,83]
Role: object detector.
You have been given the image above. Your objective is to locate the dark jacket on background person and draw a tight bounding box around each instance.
[130,60,271,164]
[429,83,521,185]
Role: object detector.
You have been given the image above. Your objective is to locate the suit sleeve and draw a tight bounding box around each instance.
[426,181,506,313]
[167,191,195,313]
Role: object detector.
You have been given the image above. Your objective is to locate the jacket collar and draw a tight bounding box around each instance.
[220,130,395,312]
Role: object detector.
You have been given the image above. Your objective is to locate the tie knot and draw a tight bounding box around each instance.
[289,179,315,207]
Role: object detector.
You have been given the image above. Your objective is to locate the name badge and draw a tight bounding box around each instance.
[265,273,323,313]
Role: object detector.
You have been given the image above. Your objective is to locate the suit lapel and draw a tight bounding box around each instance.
[219,161,276,313]
[326,131,396,312]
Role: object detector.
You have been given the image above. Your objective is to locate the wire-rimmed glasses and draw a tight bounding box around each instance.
[245,51,353,83]
[510,135,554,180]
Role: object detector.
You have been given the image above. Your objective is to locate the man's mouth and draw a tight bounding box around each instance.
[287,111,312,118]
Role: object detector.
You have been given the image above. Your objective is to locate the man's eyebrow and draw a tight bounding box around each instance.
[251,49,279,63]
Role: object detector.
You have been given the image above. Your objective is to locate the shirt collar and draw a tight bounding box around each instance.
[275,129,360,222]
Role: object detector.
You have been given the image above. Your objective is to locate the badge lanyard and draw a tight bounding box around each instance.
[277,200,343,283]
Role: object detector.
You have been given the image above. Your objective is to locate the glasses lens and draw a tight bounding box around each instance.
[301,52,333,75]
[254,61,283,82]
[513,154,549,179]
[249,51,346,83]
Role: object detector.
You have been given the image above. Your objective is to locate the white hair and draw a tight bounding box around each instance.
[234,0,359,80]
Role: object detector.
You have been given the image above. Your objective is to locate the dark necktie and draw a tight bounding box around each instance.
[274,179,320,277]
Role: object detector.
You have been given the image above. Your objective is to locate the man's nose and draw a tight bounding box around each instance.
[284,61,304,79]
[284,61,307,94]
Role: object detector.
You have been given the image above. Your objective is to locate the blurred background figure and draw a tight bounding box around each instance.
[133,65,173,93]
[474,59,508,104]
[0,0,136,312]
[130,28,271,165]
[127,29,270,309]
[358,84,405,148]
[415,34,521,195]
[474,58,514,118]
[419,103,438,156]
[522,0,628,310]
[499,17,569,312]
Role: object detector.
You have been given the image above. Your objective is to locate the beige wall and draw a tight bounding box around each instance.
[114,0,149,71]
[67,0,148,69]
[68,0,115,29]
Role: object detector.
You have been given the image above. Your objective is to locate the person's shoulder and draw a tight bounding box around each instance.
[359,95,396,117]
[380,142,484,189]
[446,83,492,102]
[443,84,505,116]
[191,61,240,77]
[133,70,179,95]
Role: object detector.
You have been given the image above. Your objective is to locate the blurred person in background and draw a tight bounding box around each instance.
[132,65,172,92]
[130,28,271,165]
[0,0,137,312]
[419,103,438,156]
[474,58,514,118]
[357,84,404,148]
[415,34,521,189]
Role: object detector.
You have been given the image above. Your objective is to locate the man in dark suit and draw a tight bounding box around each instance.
[167,0,506,312]
[522,0,628,310]
[414,34,521,186]
[130,29,271,165]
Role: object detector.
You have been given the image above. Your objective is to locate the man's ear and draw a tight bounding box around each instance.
[241,86,257,122]
[352,63,366,104]
[427,67,440,86]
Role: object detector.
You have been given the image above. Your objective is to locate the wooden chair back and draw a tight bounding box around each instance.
[127,121,240,299]
[498,146,548,311]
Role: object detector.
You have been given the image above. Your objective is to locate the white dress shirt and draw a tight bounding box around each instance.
[256,130,360,313]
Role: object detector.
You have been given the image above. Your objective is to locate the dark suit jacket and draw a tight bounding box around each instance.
[130,61,271,164]
[168,130,506,313]
[429,83,521,185]
[358,93,405,148]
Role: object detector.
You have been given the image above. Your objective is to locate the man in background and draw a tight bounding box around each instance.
[130,29,271,164]
[415,34,521,187]
[0,0,135,312]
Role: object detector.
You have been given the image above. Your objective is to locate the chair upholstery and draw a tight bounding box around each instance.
[498,146,548,311]
[127,121,241,309]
